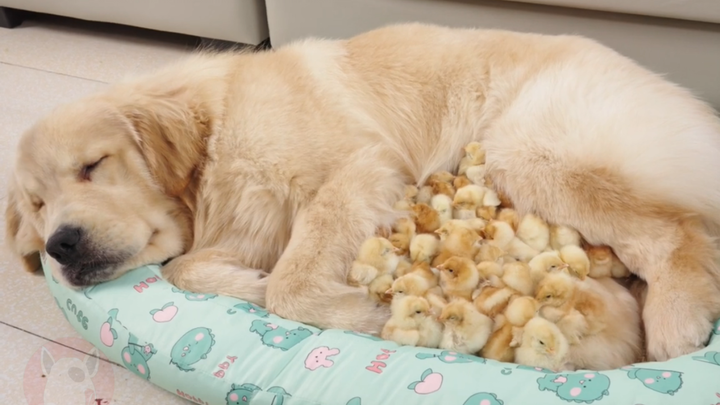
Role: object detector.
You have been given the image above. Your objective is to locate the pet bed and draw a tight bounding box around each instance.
[43,258,720,405]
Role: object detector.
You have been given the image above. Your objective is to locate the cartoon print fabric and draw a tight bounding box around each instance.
[42,259,720,405]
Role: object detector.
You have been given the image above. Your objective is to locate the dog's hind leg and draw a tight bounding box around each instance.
[161,248,269,306]
[265,146,406,334]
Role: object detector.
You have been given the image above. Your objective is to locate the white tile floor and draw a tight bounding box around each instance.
[0,15,200,405]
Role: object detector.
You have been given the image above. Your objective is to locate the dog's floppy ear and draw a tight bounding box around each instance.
[4,179,43,272]
[120,95,211,206]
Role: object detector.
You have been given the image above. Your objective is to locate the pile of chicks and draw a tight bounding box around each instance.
[349,142,640,372]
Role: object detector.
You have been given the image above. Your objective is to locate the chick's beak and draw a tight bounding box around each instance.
[385,289,394,296]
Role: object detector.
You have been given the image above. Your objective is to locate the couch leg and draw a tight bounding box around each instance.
[0,7,24,29]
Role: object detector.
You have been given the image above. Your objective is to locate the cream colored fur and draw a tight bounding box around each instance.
[5,24,720,361]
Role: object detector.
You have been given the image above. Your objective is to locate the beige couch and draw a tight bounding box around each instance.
[0,0,269,45]
[265,0,720,109]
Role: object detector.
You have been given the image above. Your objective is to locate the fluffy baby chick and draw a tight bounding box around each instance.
[393,217,416,237]
[410,233,440,264]
[348,261,380,286]
[409,261,440,289]
[559,245,590,280]
[501,262,534,296]
[549,225,582,250]
[453,185,486,211]
[395,258,413,277]
[475,244,506,263]
[528,250,568,289]
[496,208,520,231]
[432,181,456,198]
[484,220,515,250]
[433,227,483,266]
[382,296,433,346]
[438,256,480,301]
[431,194,454,225]
[368,274,394,304]
[465,165,486,186]
[389,232,411,256]
[357,237,402,275]
[464,141,486,165]
[514,317,570,372]
[438,299,493,354]
[476,206,497,221]
[393,199,413,212]
[436,219,486,240]
[481,315,516,362]
[473,285,520,318]
[505,296,540,327]
[388,272,447,317]
[453,175,472,189]
[404,184,419,202]
[477,261,504,287]
[507,238,541,262]
[586,245,613,278]
[482,188,502,207]
[516,213,550,252]
[426,171,455,187]
[412,203,441,234]
[611,254,630,278]
[416,185,434,205]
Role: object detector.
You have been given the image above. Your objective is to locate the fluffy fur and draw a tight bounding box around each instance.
[6,24,720,361]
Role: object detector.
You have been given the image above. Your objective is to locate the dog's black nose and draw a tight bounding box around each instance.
[46,226,85,266]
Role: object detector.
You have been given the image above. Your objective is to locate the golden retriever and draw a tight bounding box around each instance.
[5,23,720,362]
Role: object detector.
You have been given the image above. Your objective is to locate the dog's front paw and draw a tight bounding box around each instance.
[644,287,713,361]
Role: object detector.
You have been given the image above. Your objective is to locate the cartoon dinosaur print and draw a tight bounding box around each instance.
[463,392,504,405]
[171,287,218,301]
[537,372,610,403]
[344,331,384,341]
[170,327,216,371]
[693,351,720,366]
[225,384,290,405]
[346,397,362,405]
[415,350,486,364]
[227,302,269,317]
[99,308,120,347]
[150,302,179,323]
[626,368,683,395]
[121,333,157,380]
[249,320,313,351]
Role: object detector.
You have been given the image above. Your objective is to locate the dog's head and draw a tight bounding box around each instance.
[5,91,208,287]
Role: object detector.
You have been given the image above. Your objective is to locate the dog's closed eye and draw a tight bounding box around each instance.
[80,156,108,181]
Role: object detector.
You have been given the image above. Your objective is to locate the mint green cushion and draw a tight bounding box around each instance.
[42,257,720,405]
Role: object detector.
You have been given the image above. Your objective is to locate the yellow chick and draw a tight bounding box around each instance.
[473,285,520,318]
[477,261,504,287]
[505,296,540,327]
[438,299,493,354]
[559,245,590,280]
[382,296,433,346]
[484,220,515,250]
[395,258,413,277]
[476,206,497,221]
[475,244,506,263]
[496,208,520,231]
[516,213,550,252]
[436,219,485,240]
[393,217,416,237]
[356,237,402,275]
[368,274,394,304]
[611,254,631,278]
[514,317,570,372]
[464,141,486,165]
[393,199,413,212]
[501,262,534,296]
[433,227,483,266]
[389,233,411,256]
[388,273,448,318]
[549,225,582,250]
[482,188,502,207]
[453,175,472,190]
[586,245,613,278]
[437,256,480,301]
[432,181,456,198]
[412,203,441,234]
[480,315,516,362]
[416,185,434,205]
[410,233,440,264]
[453,185,486,211]
[409,261,440,288]
[431,194,454,225]
[348,261,380,286]
[404,184,419,202]
[426,171,455,187]
[528,250,568,288]
[507,237,541,262]
[465,164,486,186]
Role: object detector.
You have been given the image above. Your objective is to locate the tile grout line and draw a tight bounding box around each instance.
[0,319,124,367]
[0,61,109,84]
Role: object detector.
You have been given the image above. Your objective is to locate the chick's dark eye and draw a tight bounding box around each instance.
[539,340,545,345]
[545,294,552,299]
[448,269,454,273]
[415,310,422,314]
[80,156,107,181]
